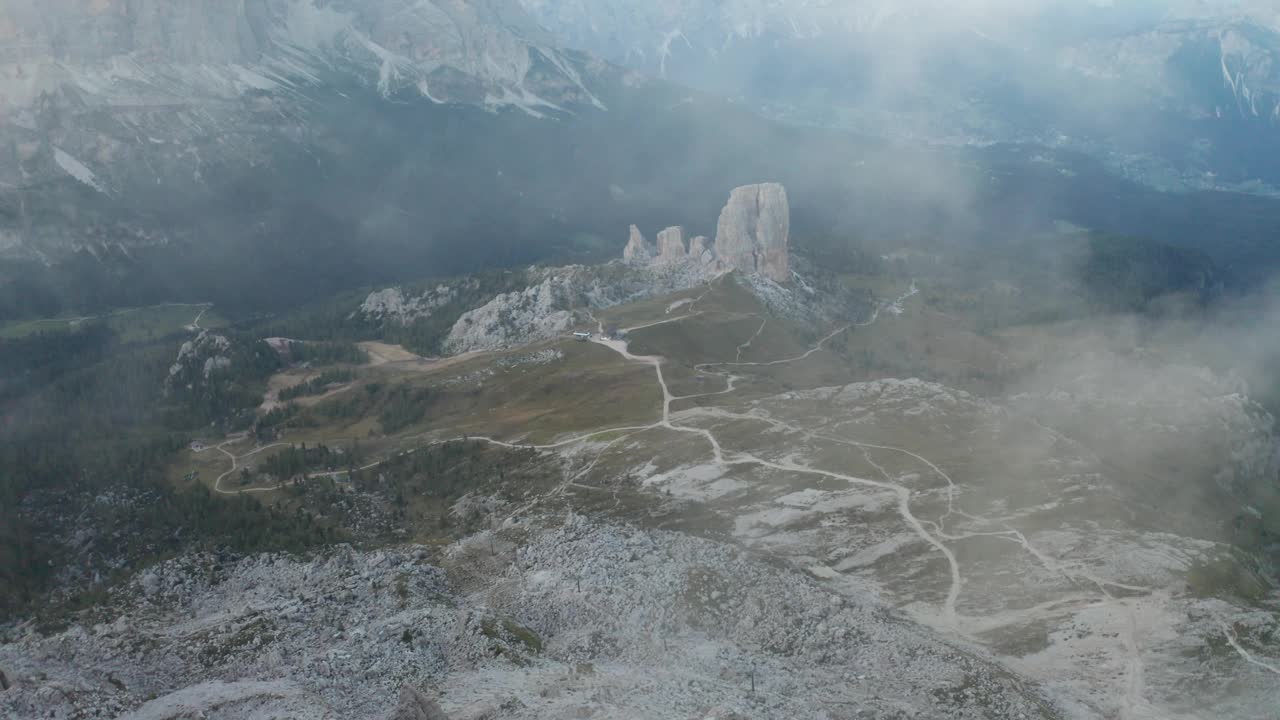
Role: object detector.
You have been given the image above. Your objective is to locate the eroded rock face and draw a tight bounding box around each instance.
[714,183,790,282]
[442,277,583,355]
[617,184,792,281]
[439,262,718,354]
[622,225,655,263]
[655,226,687,263]
[359,285,461,327]
[688,235,714,265]
[165,330,233,395]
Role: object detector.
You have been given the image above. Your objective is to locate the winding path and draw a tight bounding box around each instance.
[207,441,290,494]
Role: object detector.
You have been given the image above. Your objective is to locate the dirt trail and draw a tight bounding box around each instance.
[735,318,767,362]
[189,305,210,330]
[207,441,290,495]
[622,314,700,334]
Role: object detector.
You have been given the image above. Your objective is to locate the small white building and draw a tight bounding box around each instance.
[573,332,592,341]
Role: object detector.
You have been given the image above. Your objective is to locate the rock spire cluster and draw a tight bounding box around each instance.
[622,182,790,282]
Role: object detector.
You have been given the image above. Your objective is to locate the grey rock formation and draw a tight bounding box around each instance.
[688,235,714,265]
[616,185,793,279]
[622,225,655,263]
[440,261,718,354]
[166,330,233,393]
[139,572,161,598]
[714,183,790,282]
[389,686,449,720]
[358,285,465,327]
[655,226,688,263]
[442,276,584,355]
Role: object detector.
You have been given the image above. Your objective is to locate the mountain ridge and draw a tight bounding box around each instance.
[518,0,1280,191]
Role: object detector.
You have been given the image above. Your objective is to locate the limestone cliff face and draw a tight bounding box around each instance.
[622,224,654,263]
[713,183,790,282]
[655,226,687,263]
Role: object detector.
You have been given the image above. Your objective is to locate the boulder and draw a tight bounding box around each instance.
[655,226,688,263]
[622,225,655,263]
[713,183,790,282]
[389,685,449,720]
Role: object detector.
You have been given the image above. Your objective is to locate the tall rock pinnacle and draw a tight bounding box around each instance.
[622,225,655,263]
[656,226,688,263]
[713,183,790,282]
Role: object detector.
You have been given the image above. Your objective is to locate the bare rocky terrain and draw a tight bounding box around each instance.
[0,518,1061,720]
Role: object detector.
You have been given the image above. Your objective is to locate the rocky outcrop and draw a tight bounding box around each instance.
[688,235,714,265]
[655,226,688,263]
[389,685,449,720]
[439,185,797,355]
[440,261,719,354]
[714,183,790,283]
[618,184,791,281]
[622,225,655,263]
[166,330,233,394]
[442,277,584,355]
[358,285,463,327]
